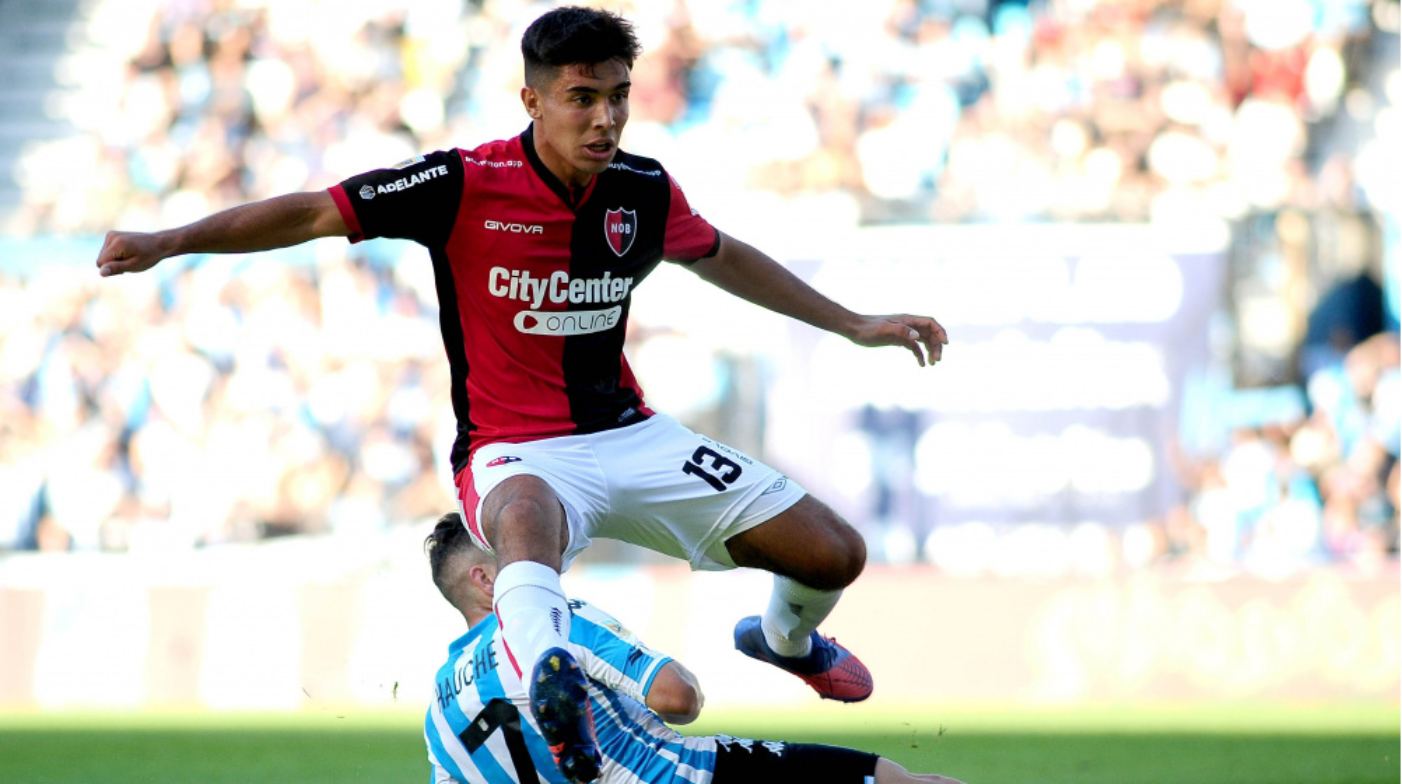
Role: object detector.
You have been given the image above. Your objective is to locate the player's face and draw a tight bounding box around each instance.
[524,59,631,188]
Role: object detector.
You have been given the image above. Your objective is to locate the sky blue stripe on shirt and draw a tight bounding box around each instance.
[589,691,663,783]
[570,615,660,685]
[436,647,473,738]
[473,632,569,784]
[592,686,715,782]
[434,617,521,784]
[425,709,470,784]
[454,629,525,784]
[437,614,497,731]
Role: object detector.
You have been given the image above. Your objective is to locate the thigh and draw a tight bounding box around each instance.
[455,439,609,566]
[720,494,865,581]
[593,415,806,570]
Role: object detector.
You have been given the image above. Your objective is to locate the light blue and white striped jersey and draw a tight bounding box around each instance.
[426,599,718,784]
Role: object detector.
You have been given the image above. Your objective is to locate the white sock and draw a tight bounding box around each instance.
[492,560,571,676]
[760,575,842,658]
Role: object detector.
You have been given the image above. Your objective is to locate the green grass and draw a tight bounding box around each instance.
[0,704,1396,783]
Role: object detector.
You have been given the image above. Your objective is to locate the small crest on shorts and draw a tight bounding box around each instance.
[358,184,375,200]
[486,455,522,468]
[604,207,637,257]
[761,477,788,496]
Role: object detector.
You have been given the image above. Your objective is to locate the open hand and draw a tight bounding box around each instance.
[848,314,948,367]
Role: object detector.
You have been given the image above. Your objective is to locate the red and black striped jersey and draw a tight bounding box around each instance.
[328,125,720,471]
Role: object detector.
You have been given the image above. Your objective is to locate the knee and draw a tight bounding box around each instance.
[727,499,868,589]
[491,496,554,535]
[833,523,867,587]
[807,521,866,590]
[482,477,566,560]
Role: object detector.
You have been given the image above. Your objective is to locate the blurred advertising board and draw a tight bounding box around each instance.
[1,537,1394,710]
[636,223,1229,537]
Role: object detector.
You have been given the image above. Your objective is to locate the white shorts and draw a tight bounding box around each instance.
[454,413,807,571]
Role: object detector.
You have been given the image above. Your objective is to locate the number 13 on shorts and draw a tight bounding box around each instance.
[682,445,743,492]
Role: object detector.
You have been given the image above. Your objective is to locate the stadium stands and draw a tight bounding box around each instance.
[0,0,1395,574]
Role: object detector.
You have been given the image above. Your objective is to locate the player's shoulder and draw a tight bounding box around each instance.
[569,600,642,642]
[568,598,613,626]
[606,149,669,181]
[458,135,529,173]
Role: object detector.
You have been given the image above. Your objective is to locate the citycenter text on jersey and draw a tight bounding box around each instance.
[488,266,635,309]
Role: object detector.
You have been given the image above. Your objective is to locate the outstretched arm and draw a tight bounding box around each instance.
[687,232,948,366]
[96,190,348,277]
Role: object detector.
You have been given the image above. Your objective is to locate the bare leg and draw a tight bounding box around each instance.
[875,757,968,784]
[480,474,600,782]
[727,495,865,655]
[481,474,569,569]
[724,494,866,589]
[726,495,875,701]
[480,474,572,673]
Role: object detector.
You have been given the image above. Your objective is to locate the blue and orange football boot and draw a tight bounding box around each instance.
[733,615,874,703]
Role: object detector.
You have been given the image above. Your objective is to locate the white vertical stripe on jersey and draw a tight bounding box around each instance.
[428,696,494,783]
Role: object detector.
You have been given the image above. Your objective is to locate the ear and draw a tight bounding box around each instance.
[470,563,496,597]
[521,86,542,120]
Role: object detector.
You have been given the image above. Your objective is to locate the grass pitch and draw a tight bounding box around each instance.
[0,703,1395,783]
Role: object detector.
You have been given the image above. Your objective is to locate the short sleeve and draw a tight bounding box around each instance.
[566,601,673,704]
[662,173,720,264]
[328,150,465,247]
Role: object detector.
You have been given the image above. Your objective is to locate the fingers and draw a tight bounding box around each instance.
[97,231,144,277]
[892,315,948,367]
[902,327,926,367]
[97,231,125,276]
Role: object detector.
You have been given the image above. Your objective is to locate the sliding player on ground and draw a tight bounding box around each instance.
[424,512,965,784]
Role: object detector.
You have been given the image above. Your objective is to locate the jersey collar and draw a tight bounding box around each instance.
[521,123,600,211]
[448,614,498,654]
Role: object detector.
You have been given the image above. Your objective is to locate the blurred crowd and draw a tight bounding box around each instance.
[4,0,1397,232]
[0,253,456,551]
[0,0,1397,569]
[1163,331,1399,575]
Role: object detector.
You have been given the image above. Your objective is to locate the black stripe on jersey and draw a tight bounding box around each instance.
[432,245,476,473]
[383,157,473,472]
[521,124,586,209]
[458,699,539,781]
[561,154,670,434]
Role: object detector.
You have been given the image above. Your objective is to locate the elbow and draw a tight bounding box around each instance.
[647,662,705,724]
[648,666,704,725]
[655,685,702,725]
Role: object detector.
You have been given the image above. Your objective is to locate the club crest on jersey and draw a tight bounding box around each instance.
[485,456,522,468]
[604,207,637,257]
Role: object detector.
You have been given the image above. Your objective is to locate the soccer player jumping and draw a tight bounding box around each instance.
[96,7,947,782]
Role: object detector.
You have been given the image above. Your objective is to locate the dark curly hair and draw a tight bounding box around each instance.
[521,6,641,86]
